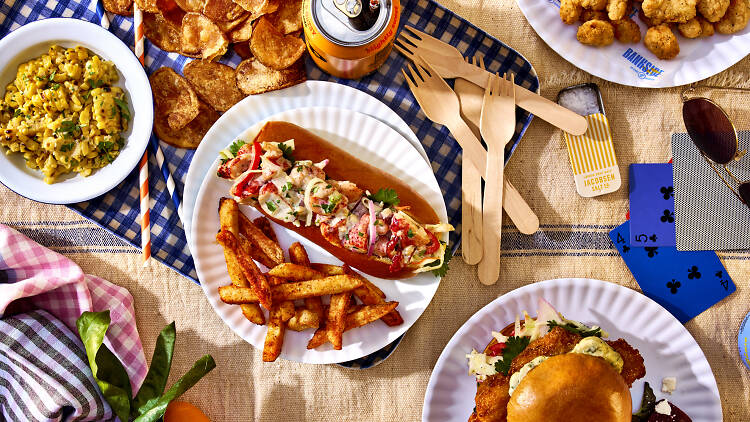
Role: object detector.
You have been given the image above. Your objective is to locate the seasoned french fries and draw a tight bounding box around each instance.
[268,263,326,281]
[218,275,363,303]
[218,198,265,324]
[326,293,351,350]
[309,263,345,275]
[307,302,399,349]
[287,308,320,331]
[288,242,325,324]
[239,212,284,266]
[216,229,272,310]
[253,216,278,244]
[263,304,285,362]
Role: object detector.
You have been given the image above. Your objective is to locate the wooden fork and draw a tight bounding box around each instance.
[478,73,516,286]
[394,26,588,136]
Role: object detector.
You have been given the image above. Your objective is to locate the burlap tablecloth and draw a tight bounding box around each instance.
[2,1,749,420]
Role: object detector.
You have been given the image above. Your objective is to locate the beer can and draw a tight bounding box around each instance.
[303,0,400,79]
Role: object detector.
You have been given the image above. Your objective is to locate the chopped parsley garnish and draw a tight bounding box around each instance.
[546,321,602,338]
[428,246,452,278]
[282,181,292,192]
[369,188,400,206]
[48,71,57,82]
[229,139,246,156]
[87,78,104,89]
[110,105,117,118]
[278,142,295,164]
[56,120,81,138]
[50,83,60,90]
[407,228,415,238]
[358,232,365,237]
[265,201,277,212]
[36,76,46,82]
[114,98,130,122]
[494,336,531,375]
[97,141,116,163]
[60,142,75,152]
[321,202,336,213]
[13,109,23,118]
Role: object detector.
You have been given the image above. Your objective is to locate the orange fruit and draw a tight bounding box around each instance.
[164,401,210,422]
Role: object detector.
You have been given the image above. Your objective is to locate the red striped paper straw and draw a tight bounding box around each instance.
[134,6,151,265]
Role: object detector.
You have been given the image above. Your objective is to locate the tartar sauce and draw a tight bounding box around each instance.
[508,356,548,395]
[571,337,624,373]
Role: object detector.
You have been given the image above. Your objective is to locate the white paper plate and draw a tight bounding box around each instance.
[190,106,448,364]
[183,80,428,246]
[422,278,722,422]
[0,19,153,204]
[517,0,750,87]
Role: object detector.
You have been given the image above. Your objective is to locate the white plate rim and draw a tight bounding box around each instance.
[183,80,429,246]
[0,18,153,204]
[422,277,722,422]
[516,0,750,88]
[190,106,448,364]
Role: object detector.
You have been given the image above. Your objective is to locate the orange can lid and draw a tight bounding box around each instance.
[311,0,393,47]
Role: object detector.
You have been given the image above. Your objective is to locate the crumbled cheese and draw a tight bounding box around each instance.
[491,331,509,344]
[466,349,501,381]
[662,376,677,394]
[655,400,672,415]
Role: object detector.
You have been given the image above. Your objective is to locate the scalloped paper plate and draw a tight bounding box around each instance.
[191,106,448,364]
[422,278,722,421]
[517,0,750,87]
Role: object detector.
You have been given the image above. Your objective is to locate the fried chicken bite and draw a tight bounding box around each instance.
[613,17,643,41]
[608,0,631,20]
[582,0,609,10]
[580,9,610,20]
[715,0,750,33]
[701,16,717,33]
[473,373,511,422]
[678,16,705,35]
[577,19,616,45]
[645,24,680,59]
[606,338,647,387]
[697,0,730,21]
[561,0,584,24]
[639,8,663,25]
[642,0,697,23]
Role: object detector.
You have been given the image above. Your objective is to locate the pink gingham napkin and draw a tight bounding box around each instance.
[0,223,147,391]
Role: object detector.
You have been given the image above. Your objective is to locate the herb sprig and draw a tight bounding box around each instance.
[368,188,400,206]
[494,336,531,375]
[547,320,602,338]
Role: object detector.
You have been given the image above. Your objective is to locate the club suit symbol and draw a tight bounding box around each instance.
[645,247,658,258]
[660,210,675,223]
[667,279,681,294]
[687,266,701,279]
[660,186,674,199]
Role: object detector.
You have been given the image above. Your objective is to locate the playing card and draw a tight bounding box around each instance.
[629,163,675,247]
[610,221,735,323]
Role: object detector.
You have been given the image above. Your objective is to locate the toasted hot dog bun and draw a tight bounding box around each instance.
[507,353,632,422]
[251,121,440,279]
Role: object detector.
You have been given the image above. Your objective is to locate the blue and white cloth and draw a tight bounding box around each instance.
[0,309,115,421]
[0,0,539,284]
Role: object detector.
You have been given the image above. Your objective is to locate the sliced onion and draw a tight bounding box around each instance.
[303,177,325,227]
[314,159,329,169]
[367,199,377,256]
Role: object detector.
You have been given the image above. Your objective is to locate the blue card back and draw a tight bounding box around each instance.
[629,163,676,247]
[610,221,735,323]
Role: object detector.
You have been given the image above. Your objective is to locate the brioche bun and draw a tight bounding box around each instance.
[507,353,632,422]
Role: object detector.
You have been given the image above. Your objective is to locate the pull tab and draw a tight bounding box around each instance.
[334,0,362,18]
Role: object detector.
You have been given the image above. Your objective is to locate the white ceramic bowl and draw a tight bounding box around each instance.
[0,18,153,204]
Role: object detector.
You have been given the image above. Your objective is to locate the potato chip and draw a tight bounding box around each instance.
[203,0,246,22]
[229,14,254,42]
[149,67,200,130]
[267,0,302,34]
[181,12,229,61]
[103,0,133,16]
[250,16,305,70]
[154,98,218,149]
[233,42,253,59]
[174,0,204,12]
[233,0,278,16]
[135,0,159,13]
[184,60,245,112]
[235,57,306,95]
[215,12,249,32]
[156,0,186,26]
[144,12,182,53]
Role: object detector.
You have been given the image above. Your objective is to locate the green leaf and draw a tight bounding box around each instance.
[132,322,176,416]
[278,142,295,164]
[547,320,602,338]
[76,311,132,422]
[430,246,452,278]
[368,188,400,206]
[228,139,246,156]
[60,142,75,152]
[493,336,530,375]
[632,382,657,421]
[134,355,216,422]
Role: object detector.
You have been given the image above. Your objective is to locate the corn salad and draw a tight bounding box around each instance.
[0,45,130,184]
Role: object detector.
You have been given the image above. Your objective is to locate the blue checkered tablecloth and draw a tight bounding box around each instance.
[0,0,539,283]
